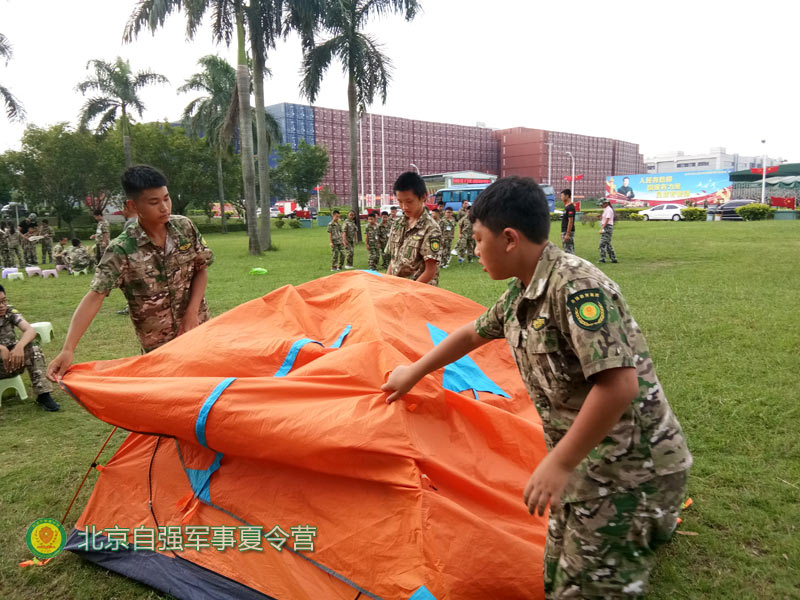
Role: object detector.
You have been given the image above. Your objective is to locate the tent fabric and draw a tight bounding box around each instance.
[61,270,548,600]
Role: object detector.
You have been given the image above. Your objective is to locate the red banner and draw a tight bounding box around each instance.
[563,174,584,182]
[770,196,796,209]
[452,178,492,185]
[750,166,779,175]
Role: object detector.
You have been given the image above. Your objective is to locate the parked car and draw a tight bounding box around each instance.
[269,207,280,218]
[639,203,685,221]
[707,199,749,221]
[0,202,29,221]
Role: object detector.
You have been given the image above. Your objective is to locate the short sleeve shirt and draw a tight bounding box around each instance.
[96,219,110,248]
[0,306,23,347]
[365,223,379,249]
[475,243,692,502]
[90,215,214,353]
[602,206,615,225]
[386,209,441,286]
[561,204,576,233]
[327,221,343,245]
[344,219,358,244]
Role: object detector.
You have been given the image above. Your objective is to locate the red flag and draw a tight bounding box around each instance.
[750,166,779,175]
[563,174,584,182]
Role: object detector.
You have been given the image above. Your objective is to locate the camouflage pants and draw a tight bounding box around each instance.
[40,239,53,264]
[331,243,344,269]
[457,237,476,261]
[0,343,53,396]
[380,248,390,269]
[0,244,10,268]
[23,242,36,265]
[8,247,23,268]
[561,233,575,255]
[544,470,688,599]
[344,241,355,267]
[440,236,454,267]
[599,225,616,262]
[368,247,380,271]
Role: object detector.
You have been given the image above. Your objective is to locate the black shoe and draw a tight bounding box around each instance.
[36,393,61,412]
[611,259,618,263]
[599,259,606,263]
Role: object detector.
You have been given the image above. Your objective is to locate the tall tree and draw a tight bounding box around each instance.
[179,55,237,233]
[0,33,25,121]
[300,0,419,240]
[75,57,168,166]
[272,140,329,207]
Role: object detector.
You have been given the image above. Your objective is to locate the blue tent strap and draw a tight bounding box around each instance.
[195,377,237,449]
[409,585,437,600]
[185,451,223,503]
[274,325,352,377]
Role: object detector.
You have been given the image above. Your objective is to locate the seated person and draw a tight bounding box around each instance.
[69,239,94,272]
[0,284,59,411]
[53,237,69,267]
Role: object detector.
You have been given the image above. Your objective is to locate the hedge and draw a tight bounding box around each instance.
[736,203,774,221]
[680,208,707,221]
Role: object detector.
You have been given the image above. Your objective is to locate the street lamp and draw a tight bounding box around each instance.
[565,151,575,204]
[410,163,420,174]
[760,140,767,204]
[545,142,553,185]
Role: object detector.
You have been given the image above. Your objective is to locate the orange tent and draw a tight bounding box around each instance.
[61,271,548,600]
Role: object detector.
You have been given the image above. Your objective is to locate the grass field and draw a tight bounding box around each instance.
[1,219,798,599]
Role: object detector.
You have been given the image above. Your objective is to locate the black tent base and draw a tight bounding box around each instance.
[66,530,275,600]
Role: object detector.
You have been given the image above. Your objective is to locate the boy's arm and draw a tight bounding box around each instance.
[565,213,574,238]
[46,291,106,381]
[6,318,37,371]
[523,366,637,516]
[415,259,438,284]
[178,266,208,335]
[382,321,490,403]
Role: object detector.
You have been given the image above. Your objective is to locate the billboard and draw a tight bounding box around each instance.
[605,170,732,207]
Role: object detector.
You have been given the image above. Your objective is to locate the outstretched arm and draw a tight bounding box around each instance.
[46,290,105,381]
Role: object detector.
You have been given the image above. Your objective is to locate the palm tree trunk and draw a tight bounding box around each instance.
[347,72,362,242]
[121,106,132,167]
[235,7,260,255]
[251,45,272,251]
[217,150,227,234]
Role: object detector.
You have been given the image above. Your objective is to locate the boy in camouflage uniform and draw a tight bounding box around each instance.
[365,212,381,271]
[90,209,110,263]
[439,206,456,268]
[386,172,441,286]
[383,176,692,599]
[377,211,391,269]
[343,210,358,269]
[0,284,59,411]
[68,239,93,272]
[0,222,10,268]
[22,225,37,266]
[456,206,476,263]
[6,223,23,268]
[327,210,345,272]
[52,237,69,267]
[47,165,214,380]
[38,219,54,264]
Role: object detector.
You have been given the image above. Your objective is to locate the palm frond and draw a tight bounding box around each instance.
[124,0,185,42]
[209,0,235,46]
[95,107,120,135]
[0,33,13,64]
[132,70,170,91]
[0,83,25,121]
[78,96,118,129]
[352,32,392,112]
[300,36,339,103]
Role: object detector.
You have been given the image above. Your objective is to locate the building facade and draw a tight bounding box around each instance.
[645,147,784,174]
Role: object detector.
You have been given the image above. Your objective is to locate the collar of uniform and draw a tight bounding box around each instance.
[403,208,432,232]
[521,242,561,300]
[129,217,179,247]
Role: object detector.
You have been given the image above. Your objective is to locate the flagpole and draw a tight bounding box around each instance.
[760,139,766,204]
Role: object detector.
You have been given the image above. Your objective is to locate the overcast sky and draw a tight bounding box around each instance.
[1,0,798,161]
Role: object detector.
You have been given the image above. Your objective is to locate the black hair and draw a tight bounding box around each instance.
[0,284,5,294]
[122,165,169,199]
[561,189,571,198]
[432,208,440,214]
[437,200,445,206]
[93,209,103,217]
[393,171,427,199]
[470,177,550,244]
[8,223,15,234]
[71,238,81,247]
[381,211,389,216]
[332,210,340,215]
[445,206,453,211]
[367,211,377,218]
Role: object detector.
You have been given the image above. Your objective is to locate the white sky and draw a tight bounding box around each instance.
[1,0,798,161]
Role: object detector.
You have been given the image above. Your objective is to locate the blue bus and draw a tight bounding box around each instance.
[434,183,556,212]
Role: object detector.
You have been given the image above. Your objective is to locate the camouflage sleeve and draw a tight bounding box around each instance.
[89,243,125,296]
[474,290,507,340]
[556,278,637,379]
[420,222,442,262]
[8,308,23,327]
[189,219,214,269]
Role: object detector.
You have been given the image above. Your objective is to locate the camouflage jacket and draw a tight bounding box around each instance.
[96,219,110,248]
[365,223,379,251]
[53,243,66,264]
[458,215,473,239]
[70,246,92,270]
[7,232,20,248]
[386,209,441,286]
[38,223,53,240]
[89,215,214,353]
[327,221,344,247]
[0,305,23,347]
[0,228,7,249]
[377,221,391,246]
[475,242,692,502]
[344,219,358,245]
[440,216,457,241]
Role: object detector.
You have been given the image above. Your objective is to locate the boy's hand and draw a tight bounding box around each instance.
[8,345,25,370]
[0,345,9,369]
[523,453,573,517]
[381,365,421,404]
[178,311,200,335]
[47,350,74,382]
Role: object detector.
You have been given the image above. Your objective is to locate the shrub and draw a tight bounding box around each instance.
[736,203,774,221]
[681,207,707,221]
[287,219,301,229]
[273,219,285,229]
[581,213,600,227]
[629,212,645,221]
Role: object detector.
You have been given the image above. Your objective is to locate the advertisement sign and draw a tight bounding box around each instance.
[605,170,732,207]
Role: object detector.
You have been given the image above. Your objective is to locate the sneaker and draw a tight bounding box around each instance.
[344,265,354,270]
[458,258,464,264]
[611,259,618,263]
[36,393,61,412]
[450,249,458,256]
[116,306,129,315]
[441,264,449,269]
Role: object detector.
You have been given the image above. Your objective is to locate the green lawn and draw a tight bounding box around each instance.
[1,219,798,599]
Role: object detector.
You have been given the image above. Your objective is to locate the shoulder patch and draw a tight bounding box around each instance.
[567,288,606,331]
[430,238,441,252]
[532,317,547,331]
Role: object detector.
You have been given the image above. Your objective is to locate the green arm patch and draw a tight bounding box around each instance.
[430,238,441,252]
[567,288,607,331]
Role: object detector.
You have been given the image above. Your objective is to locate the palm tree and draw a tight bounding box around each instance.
[0,33,25,121]
[75,57,168,166]
[301,0,419,239]
[179,55,238,232]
